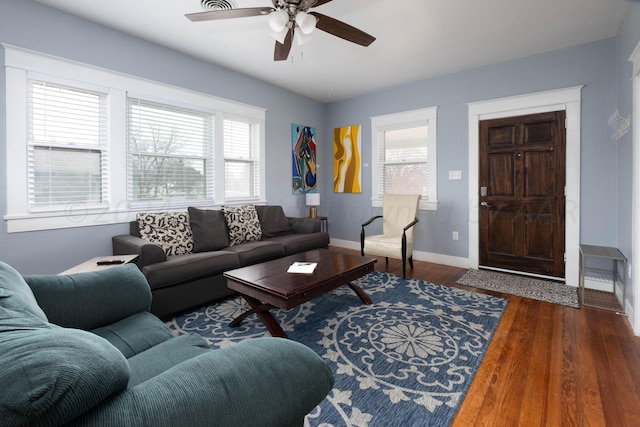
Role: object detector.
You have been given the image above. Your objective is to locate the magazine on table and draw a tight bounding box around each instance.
[287,262,317,274]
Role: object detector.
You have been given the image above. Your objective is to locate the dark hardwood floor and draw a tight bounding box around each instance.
[330,247,640,426]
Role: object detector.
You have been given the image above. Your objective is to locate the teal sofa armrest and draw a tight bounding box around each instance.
[24,264,152,330]
[288,217,321,234]
[112,234,167,267]
[68,338,334,427]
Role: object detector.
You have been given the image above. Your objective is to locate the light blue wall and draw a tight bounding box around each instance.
[0,0,325,274]
[324,38,618,259]
[615,1,640,316]
[0,0,634,283]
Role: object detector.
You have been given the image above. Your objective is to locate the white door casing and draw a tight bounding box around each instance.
[468,86,583,287]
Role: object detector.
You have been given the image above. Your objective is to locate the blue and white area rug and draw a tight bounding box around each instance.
[166,271,508,426]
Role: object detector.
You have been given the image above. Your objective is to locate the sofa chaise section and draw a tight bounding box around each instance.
[0,261,334,426]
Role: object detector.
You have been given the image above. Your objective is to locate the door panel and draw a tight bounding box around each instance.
[479,111,566,278]
[489,154,515,196]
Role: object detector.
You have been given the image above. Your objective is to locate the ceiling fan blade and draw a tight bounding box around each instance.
[274,27,294,61]
[299,0,332,10]
[186,7,274,22]
[311,0,334,7]
[310,12,375,46]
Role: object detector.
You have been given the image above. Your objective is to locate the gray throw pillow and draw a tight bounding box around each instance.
[255,205,293,238]
[222,205,263,246]
[188,207,231,252]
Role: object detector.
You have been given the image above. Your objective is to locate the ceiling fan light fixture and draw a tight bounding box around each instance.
[295,11,316,34]
[295,31,312,46]
[268,9,289,32]
[270,28,289,44]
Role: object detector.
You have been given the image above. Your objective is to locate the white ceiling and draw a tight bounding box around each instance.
[34,0,630,102]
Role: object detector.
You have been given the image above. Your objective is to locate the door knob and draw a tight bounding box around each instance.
[480,201,493,208]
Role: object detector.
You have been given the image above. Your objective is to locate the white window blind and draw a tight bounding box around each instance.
[378,125,429,198]
[224,118,260,199]
[27,80,108,209]
[127,98,213,205]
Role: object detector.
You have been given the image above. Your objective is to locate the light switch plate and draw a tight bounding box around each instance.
[449,170,462,180]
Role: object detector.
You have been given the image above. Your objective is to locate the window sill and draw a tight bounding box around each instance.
[371,198,438,211]
[5,199,269,233]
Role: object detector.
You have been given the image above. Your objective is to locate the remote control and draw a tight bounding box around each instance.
[96,260,125,265]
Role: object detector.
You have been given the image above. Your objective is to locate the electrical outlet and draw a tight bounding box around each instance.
[452,231,459,241]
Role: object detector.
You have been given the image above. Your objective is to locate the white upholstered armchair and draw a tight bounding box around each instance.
[360,193,421,278]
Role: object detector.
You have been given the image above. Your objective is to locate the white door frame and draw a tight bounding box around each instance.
[467,86,583,286]
[630,41,640,335]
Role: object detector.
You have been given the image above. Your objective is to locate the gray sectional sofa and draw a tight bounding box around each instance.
[112,205,330,318]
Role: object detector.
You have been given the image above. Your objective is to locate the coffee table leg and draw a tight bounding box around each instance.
[229,295,288,338]
[348,282,373,305]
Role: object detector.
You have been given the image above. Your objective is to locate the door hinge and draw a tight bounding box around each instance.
[564,186,567,197]
[565,117,568,129]
[564,252,567,263]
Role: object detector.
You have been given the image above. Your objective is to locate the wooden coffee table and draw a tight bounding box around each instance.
[223,249,376,338]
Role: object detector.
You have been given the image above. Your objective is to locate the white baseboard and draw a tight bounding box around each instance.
[329,239,472,269]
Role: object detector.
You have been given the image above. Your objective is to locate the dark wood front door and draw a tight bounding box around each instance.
[479,111,566,278]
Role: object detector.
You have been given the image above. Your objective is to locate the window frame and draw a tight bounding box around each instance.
[370,106,438,211]
[4,44,266,233]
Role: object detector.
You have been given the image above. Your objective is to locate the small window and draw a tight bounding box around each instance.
[27,80,108,210]
[371,107,438,210]
[224,118,261,200]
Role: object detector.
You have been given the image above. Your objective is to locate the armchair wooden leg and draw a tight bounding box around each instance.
[409,256,414,269]
[402,254,407,278]
[385,257,389,265]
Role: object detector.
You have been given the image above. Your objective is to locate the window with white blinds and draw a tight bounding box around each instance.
[224,118,260,200]
[27,80,108,209]
[5,45,266,232]
[127,98,213,205]
[371,107,438,210]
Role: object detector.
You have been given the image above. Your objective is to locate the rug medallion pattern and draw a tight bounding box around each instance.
[167,271,508,426]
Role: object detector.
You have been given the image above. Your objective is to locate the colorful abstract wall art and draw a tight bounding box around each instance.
[292,124,317,194]
[333,124,362,193]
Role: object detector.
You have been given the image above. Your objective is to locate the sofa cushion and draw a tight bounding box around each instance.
[267,232,330,255]
[25,264,152,331]
[222,205,263,246]
[0,261,47,322]
[137,212,194,256]
[188,207,230,252]
[142,251,240,290]
[126,333,210,387]
[0,307,129,427]
[91,311,174,359]
[222,241,285,266]
[255,205,293,238]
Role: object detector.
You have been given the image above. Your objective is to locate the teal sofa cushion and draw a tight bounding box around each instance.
[91,311,174,358]
[24,264,151,330]
[127,333,210,386]
[0,261,47,321]
[0,307,130,427]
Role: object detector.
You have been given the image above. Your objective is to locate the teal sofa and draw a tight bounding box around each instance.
[0,261,334,427]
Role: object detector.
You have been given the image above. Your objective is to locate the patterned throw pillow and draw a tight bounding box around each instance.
[222,205,263,246]
[136,212,194,256]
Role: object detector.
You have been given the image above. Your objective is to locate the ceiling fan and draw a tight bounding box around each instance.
[186,0,376,61]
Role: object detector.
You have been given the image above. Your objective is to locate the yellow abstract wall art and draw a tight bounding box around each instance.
[333,125,362,193]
